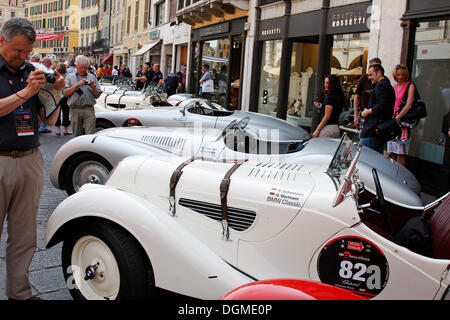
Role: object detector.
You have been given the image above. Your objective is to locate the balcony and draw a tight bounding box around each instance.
[54,26,69,32]
[53,47,68,53]
[176,0,249,25]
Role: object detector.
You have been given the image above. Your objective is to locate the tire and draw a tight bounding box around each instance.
[62,220,153,300]
[65,153,113,195]
[96,119,114,131]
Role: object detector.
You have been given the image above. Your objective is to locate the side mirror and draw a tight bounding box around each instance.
[180,107,186,116]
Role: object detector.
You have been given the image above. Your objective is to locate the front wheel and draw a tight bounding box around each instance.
[65,153,112,195]
[62,220,152,300]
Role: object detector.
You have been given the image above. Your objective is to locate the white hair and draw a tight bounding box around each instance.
[75,55,90,67]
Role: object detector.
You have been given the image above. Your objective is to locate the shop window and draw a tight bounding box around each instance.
[258,40,283,117]
[156,1,165,26]
[330,32,369,126]
[286,42,319,127]
[409,19,450,166]
[200,39,230,107]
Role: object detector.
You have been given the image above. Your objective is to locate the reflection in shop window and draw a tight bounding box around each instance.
[258,40,283,117]
[331,33,369,126]
[286,42,319,128]
[410,19,450,166]
[201,39,230,107]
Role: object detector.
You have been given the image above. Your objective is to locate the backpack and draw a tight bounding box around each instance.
[398,82,427,123]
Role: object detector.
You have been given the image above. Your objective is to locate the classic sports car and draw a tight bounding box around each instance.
[51,114,311,195]
[220,279,365,300]
[45,134,449,300]
[94,87,172,113]
[95,98,237,130]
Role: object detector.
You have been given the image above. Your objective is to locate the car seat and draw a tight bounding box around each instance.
[424,193,450,259]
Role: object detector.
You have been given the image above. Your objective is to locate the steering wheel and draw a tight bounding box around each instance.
[371,168,394,236]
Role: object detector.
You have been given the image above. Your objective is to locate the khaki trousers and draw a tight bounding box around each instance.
[318,124,340,139]
[0,150,44,299]
[70,106,96,137]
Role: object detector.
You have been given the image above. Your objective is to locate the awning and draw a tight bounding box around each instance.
[132,41,160,56]
[101,52,113,65]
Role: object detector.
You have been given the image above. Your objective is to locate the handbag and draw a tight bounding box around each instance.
[398,82,427,123]
[201,79,215,93]
[375,118,401,142]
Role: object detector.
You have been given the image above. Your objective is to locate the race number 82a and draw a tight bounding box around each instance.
[317,237,389,298]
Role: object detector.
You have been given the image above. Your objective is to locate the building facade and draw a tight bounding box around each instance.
[24,0,80,60]
[399,0,450,196]
[246,0,449,196]
[76,0,99,59]
[177,0,250,109]
[0,0,25,28]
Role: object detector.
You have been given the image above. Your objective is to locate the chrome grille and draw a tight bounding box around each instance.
[178,198,256,232]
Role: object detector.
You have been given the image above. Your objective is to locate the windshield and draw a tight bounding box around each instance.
[327,133,357,183]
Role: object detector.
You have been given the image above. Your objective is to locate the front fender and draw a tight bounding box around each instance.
[46,185,253,299]
[50,134,168,190]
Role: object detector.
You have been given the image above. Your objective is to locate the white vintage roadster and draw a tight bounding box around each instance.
[45,134,449,300]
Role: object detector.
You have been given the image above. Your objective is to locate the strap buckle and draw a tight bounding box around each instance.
[169,196,176,216]
[222,220,230,241]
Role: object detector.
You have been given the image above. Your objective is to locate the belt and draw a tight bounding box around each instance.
[0,147,39,159]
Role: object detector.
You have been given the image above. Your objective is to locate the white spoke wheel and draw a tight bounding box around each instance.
[62,221,152,300]
[65,154,112,195]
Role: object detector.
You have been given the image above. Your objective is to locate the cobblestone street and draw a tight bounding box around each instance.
[0,128,73,300]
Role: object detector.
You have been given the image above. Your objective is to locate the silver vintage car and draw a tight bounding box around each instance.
[95,98,233,130]
[50,118,422,211]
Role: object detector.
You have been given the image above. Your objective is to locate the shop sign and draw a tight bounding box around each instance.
[199,22,230,37]
[258,17,285,40]
[150,29,160,40]
[327,1,372,34]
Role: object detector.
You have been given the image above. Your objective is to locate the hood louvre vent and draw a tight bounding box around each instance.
[248,161,303,181]
[178,198,256,231]
[141,135,186,151]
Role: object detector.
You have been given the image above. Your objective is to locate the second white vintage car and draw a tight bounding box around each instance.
[45,134,450,300]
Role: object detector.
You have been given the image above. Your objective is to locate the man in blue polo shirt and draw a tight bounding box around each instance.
[134,62,152,90]
[0,18,64,300]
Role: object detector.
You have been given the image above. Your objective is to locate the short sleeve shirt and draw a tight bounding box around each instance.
[321,94,343,125]
[201,71,212,81]
[64,72,101,106]
[0,56,43,151]
[149,71,163,85]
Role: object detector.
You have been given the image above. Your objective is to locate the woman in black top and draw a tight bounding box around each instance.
[313,74,344,138]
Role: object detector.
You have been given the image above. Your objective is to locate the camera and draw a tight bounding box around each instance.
[44,72,56,84]
[84,80,93,85]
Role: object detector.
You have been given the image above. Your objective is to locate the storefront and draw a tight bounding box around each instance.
[190,17,247,110]
[250,1,372,130]
[400,0,450,196]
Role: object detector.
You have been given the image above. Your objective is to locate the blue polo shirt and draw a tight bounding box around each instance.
[0,55,43,151]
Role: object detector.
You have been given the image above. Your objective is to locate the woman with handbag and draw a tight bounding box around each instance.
[387,64,415,166]
[312,74,344,138]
